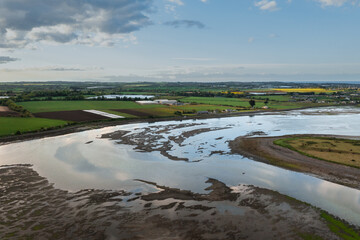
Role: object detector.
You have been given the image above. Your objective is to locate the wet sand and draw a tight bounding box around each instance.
[229,134,360,189]
[0,165,349,240]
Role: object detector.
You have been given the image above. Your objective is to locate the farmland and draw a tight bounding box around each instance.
[0,117,68,136]
[19,100,245,118]
[180,96,321,109]
[0,81,359,137]
[180,97,252,107]
[19,101,160,113]
[274,88,335,93]
[252,95,291,101]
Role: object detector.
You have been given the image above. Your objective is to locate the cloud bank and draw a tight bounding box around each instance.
[315,0,349,6]
[164,20,205,29]
[0,0,153,49]
[0,56,19,64]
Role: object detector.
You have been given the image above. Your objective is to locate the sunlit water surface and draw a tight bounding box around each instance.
[1,106,360,225]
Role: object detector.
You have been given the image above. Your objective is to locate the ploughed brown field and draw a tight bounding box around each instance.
[34,110,110,122]
[112,109,153,117]
[0,106,20,117]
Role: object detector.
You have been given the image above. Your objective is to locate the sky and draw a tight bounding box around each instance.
[0,0,360,82]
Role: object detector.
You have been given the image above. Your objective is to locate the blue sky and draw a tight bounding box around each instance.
[0,0,360,82]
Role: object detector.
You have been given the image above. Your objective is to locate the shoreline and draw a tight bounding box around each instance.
[229,134,360,190]
[0,105,325,145]
[0,164,357,239]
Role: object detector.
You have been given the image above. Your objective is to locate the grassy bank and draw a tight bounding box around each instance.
[0,117,68,136]
[274,137,360,168]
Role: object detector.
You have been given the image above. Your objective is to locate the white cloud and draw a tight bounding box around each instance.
[315,0,349,6]
[167,0,184,6]
[248,37,255,43]
[254,0,278,11]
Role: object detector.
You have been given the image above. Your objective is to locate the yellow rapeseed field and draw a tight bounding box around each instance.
[274,88,334,93]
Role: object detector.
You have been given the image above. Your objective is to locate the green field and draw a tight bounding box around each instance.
[180,97,321,110]
[174,104,237,111]
[19,101,160,113]
[252,95,291,102]
[19,100,244,118]
[0,117,68,136]
[180,97,254,107]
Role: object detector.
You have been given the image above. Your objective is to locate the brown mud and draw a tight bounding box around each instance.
[0,165,350,240]
[101,123,227,162]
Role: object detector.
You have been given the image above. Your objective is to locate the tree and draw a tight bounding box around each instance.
[174,111,182,116]
[249,99,256,108]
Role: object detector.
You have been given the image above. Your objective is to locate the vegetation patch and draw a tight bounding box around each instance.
[320,211,360,240]
[0,99,33,117]
[0,117,68,136]
[180,96,322,110]
[252,95,291,102]
[19,101,160,113]
[180,97,256,108]
[274,137,360,168]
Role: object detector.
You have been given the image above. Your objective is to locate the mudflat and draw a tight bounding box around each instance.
[0,165,351,240]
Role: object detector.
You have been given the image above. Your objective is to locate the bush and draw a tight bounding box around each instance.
[3,99,33,117]
[174,111,183,116]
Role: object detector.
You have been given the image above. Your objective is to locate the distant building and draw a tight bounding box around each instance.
[154,99,178,105]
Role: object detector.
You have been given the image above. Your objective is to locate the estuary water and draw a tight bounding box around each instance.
[0,106,360,225]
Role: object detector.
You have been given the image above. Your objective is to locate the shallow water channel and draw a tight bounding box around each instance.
[1,106,360,225]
